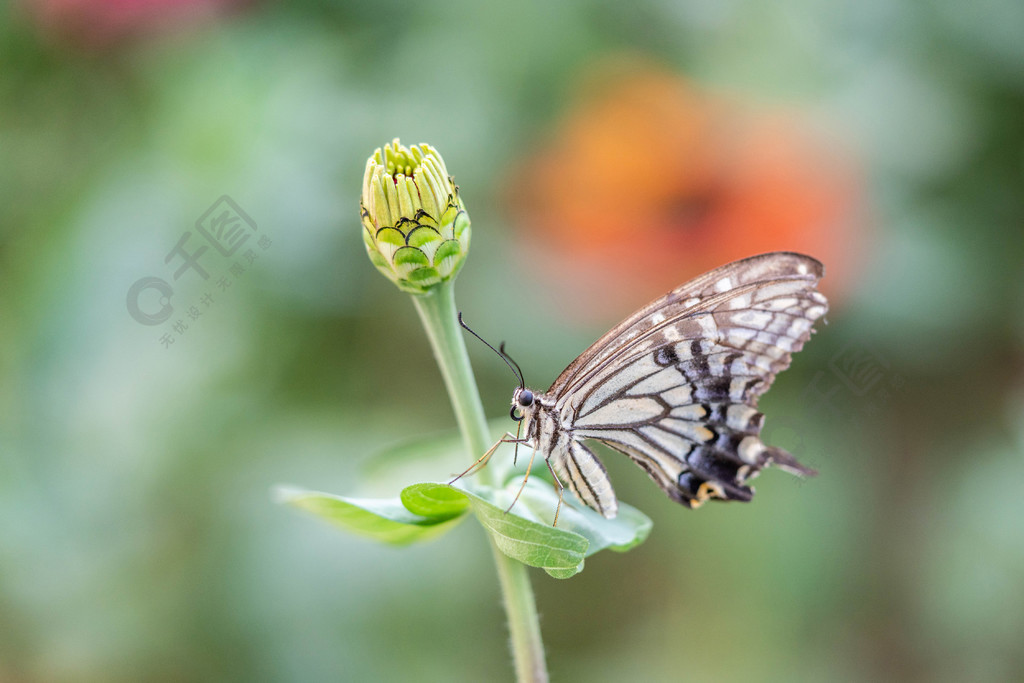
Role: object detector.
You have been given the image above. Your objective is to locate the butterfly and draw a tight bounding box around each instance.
[460,251,829,522]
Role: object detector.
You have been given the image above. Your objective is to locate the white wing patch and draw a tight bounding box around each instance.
[659,418,715,444]
[731,309,773,329]
[638,425,693,458]
[627,367,683,395]
[575,397,664,428]
[670,404,708,421]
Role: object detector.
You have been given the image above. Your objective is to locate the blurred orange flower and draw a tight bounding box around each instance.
[506,59,866,318]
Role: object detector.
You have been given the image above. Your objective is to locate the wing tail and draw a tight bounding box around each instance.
[763,446,817,478]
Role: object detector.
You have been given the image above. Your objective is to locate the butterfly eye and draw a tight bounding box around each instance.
[517,389,534,407]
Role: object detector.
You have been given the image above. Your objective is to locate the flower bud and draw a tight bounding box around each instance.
[360,139,471,294]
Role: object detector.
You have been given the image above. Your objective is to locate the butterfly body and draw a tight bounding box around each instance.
[515,388,619,518]
[508,252,828,519]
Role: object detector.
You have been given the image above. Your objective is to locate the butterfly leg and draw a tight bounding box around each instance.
[511,420,523,466]
[504,445,539,516]
[448,432,529,485]
[545,458,566,527]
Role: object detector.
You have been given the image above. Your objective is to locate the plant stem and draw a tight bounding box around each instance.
[411,281,495,488]
[412,281,549,683]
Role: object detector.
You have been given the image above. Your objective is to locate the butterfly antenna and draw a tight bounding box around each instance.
[458,312,524,388]
[498,342,526,390]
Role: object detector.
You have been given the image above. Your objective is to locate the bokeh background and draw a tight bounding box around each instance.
[2,0,1023,681]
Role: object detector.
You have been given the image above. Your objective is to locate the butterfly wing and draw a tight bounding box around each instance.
[550,251,827,511]
[548,251,824,395]
[547,438,619,519]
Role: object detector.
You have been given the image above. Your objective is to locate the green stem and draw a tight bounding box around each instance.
[411,281,495,488]
[412,281,549,683]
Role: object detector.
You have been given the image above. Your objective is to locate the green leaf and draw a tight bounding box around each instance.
[459,488,589,579]
[518,483,652,556]
[278,422,652,577]
[359,420,516,495]
[400,482,469,519]
[276,486,465,546]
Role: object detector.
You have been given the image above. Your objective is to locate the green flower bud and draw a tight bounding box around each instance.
[360,139,471,294]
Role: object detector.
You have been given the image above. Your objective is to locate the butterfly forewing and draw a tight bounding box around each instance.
[547,252,824,396]
[534,252,827,516]
[564,275,826,409]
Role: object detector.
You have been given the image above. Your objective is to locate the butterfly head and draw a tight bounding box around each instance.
[510,386,536,422]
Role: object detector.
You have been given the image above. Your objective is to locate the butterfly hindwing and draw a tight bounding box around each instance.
[548,440,618,519]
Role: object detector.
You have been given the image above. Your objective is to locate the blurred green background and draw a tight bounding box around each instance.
[2,0,1023,681]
